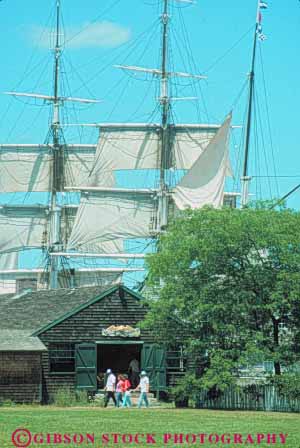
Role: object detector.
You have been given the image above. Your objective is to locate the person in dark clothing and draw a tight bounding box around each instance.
[96,372,105,390]
[128,358,140,388]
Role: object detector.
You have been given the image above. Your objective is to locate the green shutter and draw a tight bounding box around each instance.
[75,343,97,391]
[141,344,156,387]
[141,344,166,391]
[154,346,166,390]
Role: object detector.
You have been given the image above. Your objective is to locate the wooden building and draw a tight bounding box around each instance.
[0,284,176,404]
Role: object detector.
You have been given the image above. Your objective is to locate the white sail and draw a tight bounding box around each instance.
[88,125,160,187]
[0,214,48,252]
[0,144,96,192]
[0,145,51,192]
[64,145,97,188]
[87,124,219,187]
[0,252,19,270]
[61,203,126,253]
[67,191,156,252]
[0,0,241,294]
[172,125,219,169]
[172,114,233,209]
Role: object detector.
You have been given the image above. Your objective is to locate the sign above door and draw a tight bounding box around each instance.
[102,325,141,338]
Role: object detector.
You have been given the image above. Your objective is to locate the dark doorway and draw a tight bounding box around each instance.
[97,343,141,380]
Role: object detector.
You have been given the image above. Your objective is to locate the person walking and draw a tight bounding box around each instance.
[104,368,117,407]
[122,374,132,407]
[115,374,125,407]
[134,370,149,408]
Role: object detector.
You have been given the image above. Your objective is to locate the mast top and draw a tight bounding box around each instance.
[241,0,269,207]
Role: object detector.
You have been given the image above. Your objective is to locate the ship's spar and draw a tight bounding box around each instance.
[0,0,233,291]
[50,0,209,260]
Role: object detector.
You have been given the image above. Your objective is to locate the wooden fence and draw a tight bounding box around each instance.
[197,385,300,413]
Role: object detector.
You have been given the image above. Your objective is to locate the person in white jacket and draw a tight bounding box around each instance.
[134,371,149,408]
[104,369,116,407]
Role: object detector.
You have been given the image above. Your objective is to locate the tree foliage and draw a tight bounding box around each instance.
[143,205,300,387]
[271,373,300,399]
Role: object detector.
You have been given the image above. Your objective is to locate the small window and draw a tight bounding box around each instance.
[49,343,75,373]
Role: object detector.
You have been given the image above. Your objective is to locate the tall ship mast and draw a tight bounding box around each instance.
[0,0,238,293]
[241,0,268,207]
[50,0,65,289]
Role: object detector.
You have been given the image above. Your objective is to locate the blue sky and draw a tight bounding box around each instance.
[1,0,300,285]
[1,0,300,206]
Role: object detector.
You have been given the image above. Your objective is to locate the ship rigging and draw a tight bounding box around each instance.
[0,0,278,293]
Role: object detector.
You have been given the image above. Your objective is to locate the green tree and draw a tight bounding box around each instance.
[143,206,300,387]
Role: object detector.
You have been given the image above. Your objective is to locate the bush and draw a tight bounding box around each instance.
[200,352,237,394]
[271,373,300,400]
[172,374,202,408]
[0,399,16,407]
[51,387,92,407]
[52,387,76,407]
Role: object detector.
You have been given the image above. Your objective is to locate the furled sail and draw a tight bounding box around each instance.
[67,191,156,252]
[86,124,219,187]
[0,213,48,252]
[0,144,96,192]
[172,114,233,209]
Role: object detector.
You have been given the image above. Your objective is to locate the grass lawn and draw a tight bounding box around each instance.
[0,407,299,447]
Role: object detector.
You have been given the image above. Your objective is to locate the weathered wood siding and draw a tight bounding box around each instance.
[0,352,42,403]
[39,290,151,401]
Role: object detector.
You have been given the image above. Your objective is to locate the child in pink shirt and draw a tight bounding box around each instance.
[122,375,132,407]
[116,374,125,407]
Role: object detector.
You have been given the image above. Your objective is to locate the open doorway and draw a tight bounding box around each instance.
[97,343,142,388]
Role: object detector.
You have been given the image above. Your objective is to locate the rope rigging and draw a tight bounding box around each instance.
[0,0,288,292]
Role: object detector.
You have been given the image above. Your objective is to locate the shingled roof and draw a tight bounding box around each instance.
[0,330,46,351]
[0,285,120,333]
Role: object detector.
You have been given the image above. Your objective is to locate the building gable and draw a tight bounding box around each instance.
[33,285,145,338]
